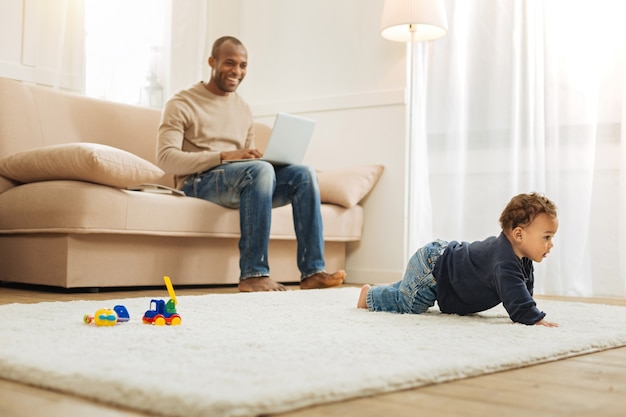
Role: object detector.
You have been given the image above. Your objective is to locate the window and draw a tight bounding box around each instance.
[84,0,170,108]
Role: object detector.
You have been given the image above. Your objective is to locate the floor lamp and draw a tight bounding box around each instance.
[380,0,448,262]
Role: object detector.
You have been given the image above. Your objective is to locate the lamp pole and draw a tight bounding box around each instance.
[379,0,448,262]
[406,32,419,262]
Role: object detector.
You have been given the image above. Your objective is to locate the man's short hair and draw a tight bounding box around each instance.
[211,36,244,59]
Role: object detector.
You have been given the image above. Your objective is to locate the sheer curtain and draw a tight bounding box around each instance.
[417,0,626,297]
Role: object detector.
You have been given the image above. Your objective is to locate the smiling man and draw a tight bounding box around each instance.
[156,36,345,292]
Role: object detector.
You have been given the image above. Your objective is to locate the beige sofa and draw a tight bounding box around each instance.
[0,77,382,289]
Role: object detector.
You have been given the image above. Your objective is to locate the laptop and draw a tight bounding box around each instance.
[226,112,316,165]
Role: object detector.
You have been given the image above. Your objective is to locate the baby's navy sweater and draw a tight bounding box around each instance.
[433,232,546,325]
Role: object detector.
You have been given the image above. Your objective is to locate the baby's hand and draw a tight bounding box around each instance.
[535,318,559,327]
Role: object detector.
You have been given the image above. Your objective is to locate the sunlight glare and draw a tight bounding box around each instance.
[85,0,169,107]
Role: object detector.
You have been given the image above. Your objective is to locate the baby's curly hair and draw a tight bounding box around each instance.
[499,192,557,231]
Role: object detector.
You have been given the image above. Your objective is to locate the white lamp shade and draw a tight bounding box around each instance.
[380,0,448,42]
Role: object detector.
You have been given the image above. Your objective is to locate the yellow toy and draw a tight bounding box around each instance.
[83,305,130,326]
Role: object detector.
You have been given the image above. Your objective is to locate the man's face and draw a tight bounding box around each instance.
[208,41,248,95]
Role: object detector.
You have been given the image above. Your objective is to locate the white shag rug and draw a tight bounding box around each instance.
[1,287,626,417]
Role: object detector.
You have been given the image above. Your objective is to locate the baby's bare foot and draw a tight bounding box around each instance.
[357,284,371,309]
[238,277,288,292]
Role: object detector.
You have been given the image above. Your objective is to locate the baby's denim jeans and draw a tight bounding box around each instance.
[367,239,448,313]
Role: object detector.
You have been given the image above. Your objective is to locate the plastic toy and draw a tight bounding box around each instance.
[142,275,182,326]
[83,305,130,326]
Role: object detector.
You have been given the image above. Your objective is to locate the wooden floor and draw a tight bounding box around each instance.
[1,283,625,417]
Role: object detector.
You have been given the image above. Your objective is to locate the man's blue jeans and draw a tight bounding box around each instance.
[181,161,325,281]
[367,240,448,313]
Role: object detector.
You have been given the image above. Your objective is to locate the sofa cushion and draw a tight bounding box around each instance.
[0,143,164,188]
[317,165,384,208]
[0,180,364,241]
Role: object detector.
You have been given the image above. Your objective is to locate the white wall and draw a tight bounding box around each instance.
[0,0,84,90]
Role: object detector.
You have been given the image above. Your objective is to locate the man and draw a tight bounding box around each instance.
[157,36,345,292]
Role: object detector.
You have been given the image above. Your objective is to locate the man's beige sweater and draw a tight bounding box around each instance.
[157,82,254,188]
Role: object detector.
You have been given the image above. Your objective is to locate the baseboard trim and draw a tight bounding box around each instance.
[344,267,401,286]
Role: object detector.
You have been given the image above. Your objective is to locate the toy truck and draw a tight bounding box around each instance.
[142,298,182,326]
[141,276,182,326]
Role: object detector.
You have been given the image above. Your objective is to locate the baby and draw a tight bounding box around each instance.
[357,192,559,327]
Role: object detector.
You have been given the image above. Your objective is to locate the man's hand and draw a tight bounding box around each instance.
[535,318,559,327]
[220,149,262,161]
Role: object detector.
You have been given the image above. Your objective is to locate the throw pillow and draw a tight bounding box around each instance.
[0,143,165,188]
[317,165,384,208]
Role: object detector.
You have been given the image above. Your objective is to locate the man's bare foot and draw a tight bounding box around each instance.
[238,277,288,292]
[357,284,371,309]
[300,270,346,289]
